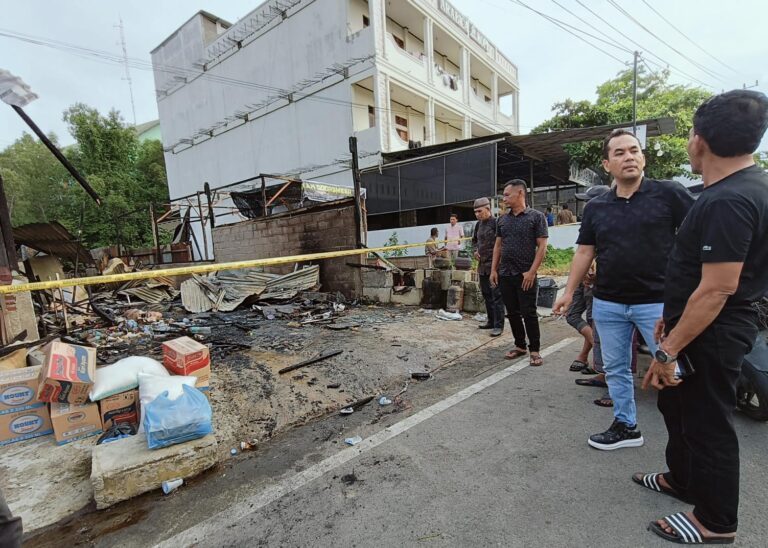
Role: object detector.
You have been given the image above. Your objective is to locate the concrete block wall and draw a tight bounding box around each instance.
[212,201,363,298]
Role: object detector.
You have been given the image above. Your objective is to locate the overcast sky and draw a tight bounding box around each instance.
[1,0,766,150]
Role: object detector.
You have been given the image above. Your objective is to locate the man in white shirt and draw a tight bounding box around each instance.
[445,213,464,262]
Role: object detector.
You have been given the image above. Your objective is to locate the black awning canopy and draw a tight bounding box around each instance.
[363,117,676,216]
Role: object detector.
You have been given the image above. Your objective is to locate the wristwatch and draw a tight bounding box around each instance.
[655,348,678,364]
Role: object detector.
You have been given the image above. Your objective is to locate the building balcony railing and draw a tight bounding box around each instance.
[384,33,428,81]
[469,89,493,118]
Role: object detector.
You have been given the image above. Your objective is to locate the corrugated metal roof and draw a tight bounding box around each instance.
[377,117,676,167]
[13,221,93,264]
[180,265,320,313]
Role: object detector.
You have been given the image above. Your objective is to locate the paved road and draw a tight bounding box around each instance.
[27,328,768,547]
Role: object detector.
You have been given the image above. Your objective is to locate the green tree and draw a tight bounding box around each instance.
[755,151,768,170]
[0,104,169,250]
[534,67,712,180]
[382,231,408,257]
[0,133,69,225]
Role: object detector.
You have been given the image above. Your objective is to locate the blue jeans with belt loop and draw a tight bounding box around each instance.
[592,297,663,427]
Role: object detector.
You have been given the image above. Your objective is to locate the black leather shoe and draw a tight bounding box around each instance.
[478,324,493,329]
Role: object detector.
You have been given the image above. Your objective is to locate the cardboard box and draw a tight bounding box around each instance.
[99,390,139,429]
[162,336,210,376]
[37,341,96,404]
[0,366,44,415]
[0,406,53,446]
[189,364,211,391]
[50,402,103,445]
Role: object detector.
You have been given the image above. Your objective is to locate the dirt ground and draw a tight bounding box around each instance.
[1,302,511,533]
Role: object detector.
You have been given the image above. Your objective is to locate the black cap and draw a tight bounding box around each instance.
[575,185,611,202]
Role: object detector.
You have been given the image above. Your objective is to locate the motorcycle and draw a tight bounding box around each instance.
[736,297,768,421]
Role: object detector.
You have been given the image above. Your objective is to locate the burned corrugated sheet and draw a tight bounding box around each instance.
[13,221,93,264]
[180,265,319,313]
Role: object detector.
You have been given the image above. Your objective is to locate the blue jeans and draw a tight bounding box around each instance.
[592,297,663,427]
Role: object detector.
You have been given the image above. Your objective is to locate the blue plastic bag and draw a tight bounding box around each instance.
[144,384,213,449]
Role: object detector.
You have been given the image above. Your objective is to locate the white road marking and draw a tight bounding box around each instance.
[157,337,579,547]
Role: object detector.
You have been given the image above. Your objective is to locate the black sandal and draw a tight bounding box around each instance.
[648,512,734,544]
[569,360,588,372]
[575,378,607,388]
[593,396,613,407]
[632,473,693,504]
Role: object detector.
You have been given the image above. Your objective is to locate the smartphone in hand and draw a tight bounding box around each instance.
[674,353,696,379]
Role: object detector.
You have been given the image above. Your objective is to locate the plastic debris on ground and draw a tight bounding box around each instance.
[436,309,462,321]
[344,436,363,446]
[240,439,257,451]
[162,478,183,495]
[96,423,137,445]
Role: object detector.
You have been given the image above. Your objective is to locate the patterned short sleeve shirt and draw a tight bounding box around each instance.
[495,208,549,276]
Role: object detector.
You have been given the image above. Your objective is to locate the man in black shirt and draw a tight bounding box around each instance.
[472,197,504,337]
[553,130,694,450]
[639,90,768,545]
[490,180,549,366]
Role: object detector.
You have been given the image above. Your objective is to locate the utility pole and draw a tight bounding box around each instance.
[117,17,137,127]
[632,51,639,136]
[349,136,363,248]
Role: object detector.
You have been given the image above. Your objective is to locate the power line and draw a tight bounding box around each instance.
[607,0,727,83]
[639,0,742,76]
[507,0,631,63]
[549,0,618,45]
[639,56,661,80]
[571,0,716,89]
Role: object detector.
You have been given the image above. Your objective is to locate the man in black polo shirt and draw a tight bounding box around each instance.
[639,90,768,544]
[490,180,549,366]
[553,129,693,450]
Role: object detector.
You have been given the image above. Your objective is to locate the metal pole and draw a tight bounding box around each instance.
[632,51,639,136]
[115,217,123,257]
[196,192,209,261]
[150,203,161,264]
[11,105,102,205]
[349,136,364,248]
[261,176,267,217]
[73,204,85,281]
[529,159,535,208]
[204,182,215,229]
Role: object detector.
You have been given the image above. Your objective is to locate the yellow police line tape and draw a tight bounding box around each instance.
[0,237,473,295]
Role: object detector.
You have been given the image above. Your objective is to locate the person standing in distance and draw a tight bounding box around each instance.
[444,213,464,263]
[490,180,549,366]
[472,197,504,337]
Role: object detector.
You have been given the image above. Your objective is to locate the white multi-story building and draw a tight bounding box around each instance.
[152,0,520,201]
